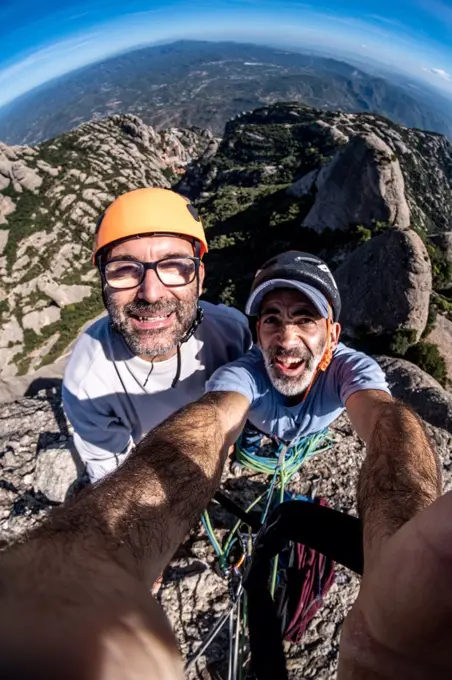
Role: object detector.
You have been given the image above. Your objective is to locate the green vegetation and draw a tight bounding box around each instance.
[42,292,104,367]
[426,242,452,291]
[433,291,452,317]
[350,309,447,386]
[0,299,9,319]
[422,303,438,339]
[405,342,447,386]
[219,120,334,183]
[2,189,50,269]
[349,327,418,358]
[162,167,176,181]
[199,185,318,309]
[354,225,373,244]
[15,328,44,374]
[389,329,419,356]
[352,221,392,245]
[15,291,104,375]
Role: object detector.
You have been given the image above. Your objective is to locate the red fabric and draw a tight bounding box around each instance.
[282,497,336,642]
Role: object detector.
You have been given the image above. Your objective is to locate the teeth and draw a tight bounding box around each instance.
[278,357,302,366]
[138,315,166,321]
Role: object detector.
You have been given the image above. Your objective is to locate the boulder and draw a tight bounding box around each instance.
[308,120,349,146]
[0,142,18,161]
[377,355,452,434]
[38,281,92,308]
[335,228,431,342]
[0,229,9,255]
[0,194,15,225]
[22,306,61,334]
[12,161,42,192]
[34,444,83,504]
[16,230,56,259]
[0,316,23,347]
[0,346,22,377]
[425,313,452,381]
[12,254,30,272]
[287,169,319,198]
[303,133,411,232]
[36,160,59,177]
[60,194,76,211]
[0,360,65,403]
[0,311,106,402]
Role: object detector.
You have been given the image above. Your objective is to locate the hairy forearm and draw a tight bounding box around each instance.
[37,392,248,583]
[357,401,441,556]
[0,394,248,680]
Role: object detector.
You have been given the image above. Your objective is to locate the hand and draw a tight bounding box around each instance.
[339,490,452,679]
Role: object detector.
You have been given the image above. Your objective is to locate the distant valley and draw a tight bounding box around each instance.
[0,40,451,145]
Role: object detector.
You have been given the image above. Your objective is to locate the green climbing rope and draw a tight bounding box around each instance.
[198,428,334,676]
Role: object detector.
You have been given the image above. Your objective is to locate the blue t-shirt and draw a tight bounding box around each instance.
[205,343,390,443]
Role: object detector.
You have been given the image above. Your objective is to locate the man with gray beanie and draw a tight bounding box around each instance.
[204,251,440,543]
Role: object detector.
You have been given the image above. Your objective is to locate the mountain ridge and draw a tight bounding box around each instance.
[1,40,451,146]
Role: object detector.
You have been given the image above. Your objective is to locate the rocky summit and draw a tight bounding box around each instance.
[0,100,452,677]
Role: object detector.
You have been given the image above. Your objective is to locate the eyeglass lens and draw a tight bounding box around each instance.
[105,258,196,288]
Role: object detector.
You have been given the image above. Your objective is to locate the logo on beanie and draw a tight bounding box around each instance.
[317,263,338,289]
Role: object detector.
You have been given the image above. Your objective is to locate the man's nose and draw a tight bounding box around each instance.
[277,324,300,349]
[136,268,167,303]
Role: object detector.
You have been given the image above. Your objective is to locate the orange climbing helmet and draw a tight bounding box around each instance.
[93,187,208,264]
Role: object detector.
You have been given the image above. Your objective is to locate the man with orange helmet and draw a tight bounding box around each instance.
[62,187,251,483]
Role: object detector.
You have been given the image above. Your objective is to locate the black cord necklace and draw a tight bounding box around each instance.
[143,363,154,388]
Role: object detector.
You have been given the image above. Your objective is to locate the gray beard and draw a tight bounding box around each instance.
[107,294,198,359]
[263,346,322,397]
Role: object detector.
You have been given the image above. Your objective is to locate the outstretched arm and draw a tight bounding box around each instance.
[338,391,443,679]
[338,489,452,680]
[0,391,250,680]
[45,390,250,585]
[346,390,442,560]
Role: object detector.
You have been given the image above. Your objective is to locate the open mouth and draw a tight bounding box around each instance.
[129,311,175,330]
[273,356,305,376]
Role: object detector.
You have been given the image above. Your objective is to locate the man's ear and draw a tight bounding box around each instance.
[331,321,341,350]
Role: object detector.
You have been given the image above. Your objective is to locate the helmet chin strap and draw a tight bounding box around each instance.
[171,259,204,387]
[171,304,204,389]
[301,306,333,403]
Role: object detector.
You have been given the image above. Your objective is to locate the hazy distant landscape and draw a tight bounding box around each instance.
[1,40,451,145]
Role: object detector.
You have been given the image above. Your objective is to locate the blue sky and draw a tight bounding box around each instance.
[0,0,451,108]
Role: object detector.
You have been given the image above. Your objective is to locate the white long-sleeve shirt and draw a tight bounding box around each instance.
[62,301,251,482]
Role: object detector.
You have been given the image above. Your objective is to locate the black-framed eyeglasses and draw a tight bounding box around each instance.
[102,257,200,290]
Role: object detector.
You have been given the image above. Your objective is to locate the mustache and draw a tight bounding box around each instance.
[267,346,313,363]
[124,299,179,316]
